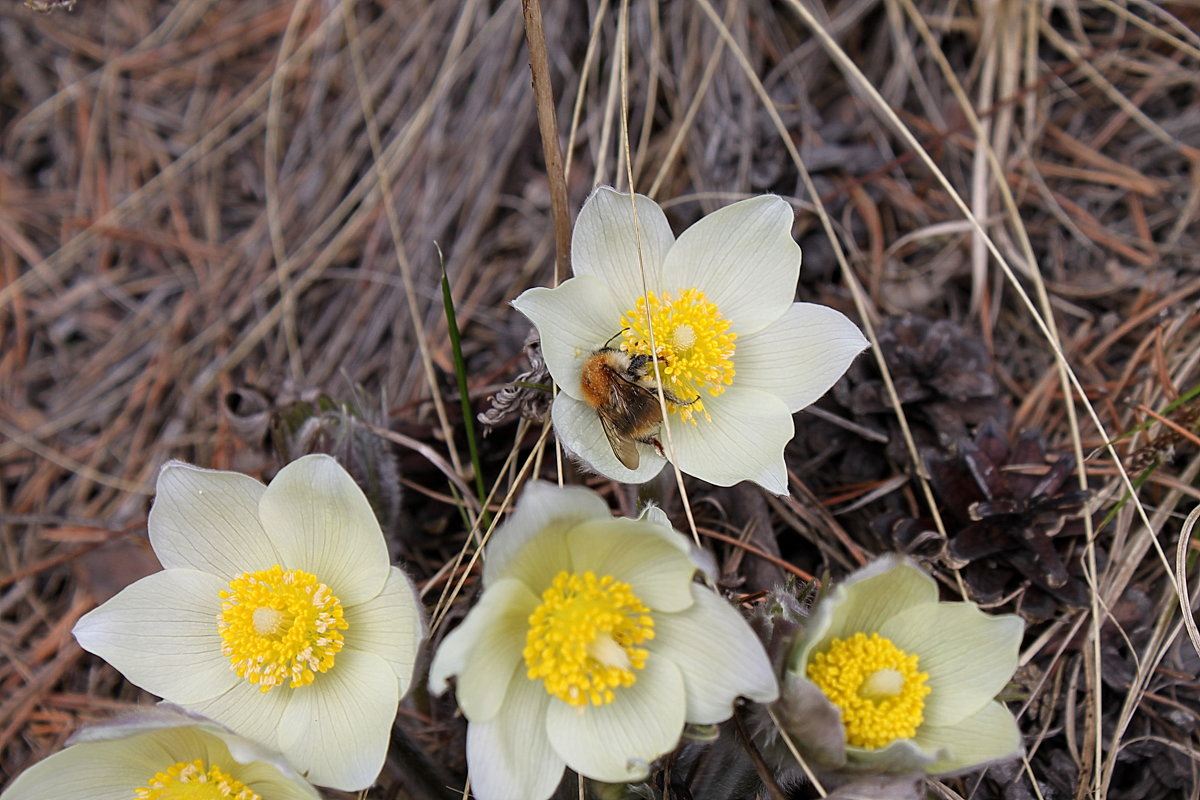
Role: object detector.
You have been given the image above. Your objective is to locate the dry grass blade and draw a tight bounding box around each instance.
[1174,505,1200,660]
[3,0,1199,797]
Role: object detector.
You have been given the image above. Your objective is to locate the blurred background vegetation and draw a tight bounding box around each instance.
[1,0,1198,797]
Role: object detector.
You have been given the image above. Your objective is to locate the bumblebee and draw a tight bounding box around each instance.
[579,345,696,470]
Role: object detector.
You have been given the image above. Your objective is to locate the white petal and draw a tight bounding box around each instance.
[343,567,425,695]
[277,649,398,791]
[637,505,718,573]
[429,577,538,721]
[661,195,799,336]
[49,718,321,800]
[796,556,938,669]
[648,586,778,723]
[1,722,319,800]
[482,481,609,590]
[465,669,562,800]
[545,656,685,783]
[230,762,324,800]
[638,505,674,530]
[551,392,667,484]
[637,505,719,578]
[830,777,921,800]
[66,706,219,743]
[512,277,627,401]
[844,737,936,773]
[111,724,225,773]
[572,187,674,294]
[669,387,793,493]
[148,462,278,578]
[915,700,1023,775]
[564,518,697,612]
[454,581,539,723]
[0,736,162,800]
[106,713,321,799]
[72,570,236,704]
[825,773,925,800]
[185,679,290,752]
[735,303,868,412]
[258,454,390,607]
[880,603,1023,727]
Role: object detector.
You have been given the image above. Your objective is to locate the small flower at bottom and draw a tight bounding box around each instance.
[0,706,320,800]
[429,481,779,800]
[72,454,426,791]
[780,555,1024,776]
[512,187,868,494]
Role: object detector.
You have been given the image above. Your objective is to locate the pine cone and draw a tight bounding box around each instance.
[928,424,1092,618]
[832,314,1010,464]
[877,424,1093,620]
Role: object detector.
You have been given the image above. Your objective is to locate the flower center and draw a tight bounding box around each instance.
[620,288,736,424]
[806,631,931,750]
[134,759,260,800]
[523,570,655,707]
[217,564,348,693]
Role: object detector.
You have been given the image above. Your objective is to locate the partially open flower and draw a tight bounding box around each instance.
[513,187,867,494]
[782,556,1024,775]
[0,706,320,800]
[72,455,425,791]
[429,481,778,800]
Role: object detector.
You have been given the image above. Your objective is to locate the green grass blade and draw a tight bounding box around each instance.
[440,250,491,531]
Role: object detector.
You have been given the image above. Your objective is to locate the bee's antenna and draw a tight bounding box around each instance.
[602,329,629,349]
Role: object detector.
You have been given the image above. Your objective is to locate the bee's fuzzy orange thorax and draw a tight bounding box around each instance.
[580,354,615,409]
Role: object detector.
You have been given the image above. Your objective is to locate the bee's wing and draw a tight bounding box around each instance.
[597,408,641,470]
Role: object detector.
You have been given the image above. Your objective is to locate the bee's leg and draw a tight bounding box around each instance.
[663,389,699,406]
[635,431,668,459]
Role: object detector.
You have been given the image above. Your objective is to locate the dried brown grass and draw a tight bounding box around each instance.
[2,0,1199,797]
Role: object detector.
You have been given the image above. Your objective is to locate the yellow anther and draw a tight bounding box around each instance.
[134,758,261,800]
[217,564,348,693]
[620,288,736,424]
[523,571,655,707]
[807,632,931,750]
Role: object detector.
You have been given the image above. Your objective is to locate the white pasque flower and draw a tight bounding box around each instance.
[784,556,1024,775]
[0,706,320,800]
[72,454,425,791]
[513,187,868,494]
[429,481,778,800]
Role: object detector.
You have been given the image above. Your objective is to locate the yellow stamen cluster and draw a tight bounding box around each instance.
[806,631,931,750]
[217,564,347,692]
[523,570,655,707]
[135,758,260,800]
[620,288,736,424]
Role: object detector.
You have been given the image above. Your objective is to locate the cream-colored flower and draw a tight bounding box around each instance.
[429,481,778,800]
[0,706,320,800]
[784,555,1024,775]
[72,455,425,791]
[513,187,867,494]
